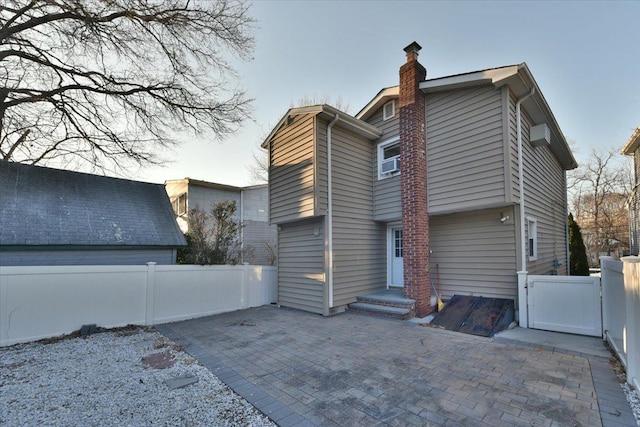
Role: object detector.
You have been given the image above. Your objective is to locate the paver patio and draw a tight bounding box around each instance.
[158,305,636,427]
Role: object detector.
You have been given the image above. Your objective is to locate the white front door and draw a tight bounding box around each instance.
[388,226,404,287]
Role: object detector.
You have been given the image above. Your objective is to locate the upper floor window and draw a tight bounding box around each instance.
[383,100,396,121]
[527,217,538,261]
[377,137,400,179]
[172,193,187,216]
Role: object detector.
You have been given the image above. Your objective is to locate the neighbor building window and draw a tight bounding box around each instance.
[173,193,187,216]
[377,137,400,179]
[383,100,396,121]
[527,217,538,261]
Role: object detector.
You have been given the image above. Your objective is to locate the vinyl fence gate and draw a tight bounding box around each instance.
[526,275,602,337]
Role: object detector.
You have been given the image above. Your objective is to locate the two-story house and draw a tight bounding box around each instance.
[622,125,640,255]
[165,178,277,265]
[262,42,576,317]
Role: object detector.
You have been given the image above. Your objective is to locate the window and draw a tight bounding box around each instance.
[383,100,396,121]
[527,218,538,261]
[394,229,403,258]
[172,193,187,216]
[377,137,400,179]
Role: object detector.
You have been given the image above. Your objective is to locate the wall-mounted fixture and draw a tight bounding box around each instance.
[500,214,510,223]
[530,123,550,148]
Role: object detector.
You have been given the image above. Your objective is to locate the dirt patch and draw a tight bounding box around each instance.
[142,352,176,369]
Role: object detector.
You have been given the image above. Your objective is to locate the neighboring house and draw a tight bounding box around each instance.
[0,160,186,266]
[165,178,277,265]
[622,125,640,255]
[262,42,577,317]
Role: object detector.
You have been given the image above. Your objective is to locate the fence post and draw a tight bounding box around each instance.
[600,256,614,341]
[517,270,528,328]
[623,256,640,389]
[145,262,157,326]
[0,268,7,346]
[241,264,248,309]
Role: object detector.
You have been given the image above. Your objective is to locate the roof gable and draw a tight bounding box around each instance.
[0,161,186,247]
[261,104,381,148]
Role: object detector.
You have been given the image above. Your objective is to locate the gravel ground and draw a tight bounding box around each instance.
[0,327,275,427]
[622,382,640,425]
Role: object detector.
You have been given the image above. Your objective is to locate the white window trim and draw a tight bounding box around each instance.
[383,100,396,121]
[173,193,187,216]
[527,217,538,261]
[377,137,400,180]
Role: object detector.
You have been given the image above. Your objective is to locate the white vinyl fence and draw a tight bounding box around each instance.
[602,256,640,390]
[0,263,277,347]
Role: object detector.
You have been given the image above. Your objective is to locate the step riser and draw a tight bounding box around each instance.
[349,306,413,320]
[355,298,414,311]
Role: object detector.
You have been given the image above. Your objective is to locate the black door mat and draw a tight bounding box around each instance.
[430,295,514,337]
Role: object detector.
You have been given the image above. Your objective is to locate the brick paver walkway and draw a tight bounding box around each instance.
[158,306,635,427]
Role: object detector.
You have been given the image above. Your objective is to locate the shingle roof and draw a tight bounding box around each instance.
[0,161,186,247]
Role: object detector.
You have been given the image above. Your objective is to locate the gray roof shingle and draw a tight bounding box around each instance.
[0,161,186,248]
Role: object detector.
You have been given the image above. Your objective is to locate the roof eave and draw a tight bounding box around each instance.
[622,126,640,155]
[355,86,399,121]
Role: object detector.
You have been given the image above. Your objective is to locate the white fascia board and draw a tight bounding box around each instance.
[419,66,519,92]
[622,126,640,155]
[356,86,399,121]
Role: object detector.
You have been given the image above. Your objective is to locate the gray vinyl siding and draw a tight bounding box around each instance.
[269,114,316,224]
[0,249,176,266]
[430,207,518,301]
[519,110,568,276]
[508,91,521,201]
[277,217,326,314]
[427,86,506,214]
[366,102,402,221]
[188,186,241,220]
[242,220,278,265]
[241,186,277,265]
[327,123,387,307]
[316,118,328,213]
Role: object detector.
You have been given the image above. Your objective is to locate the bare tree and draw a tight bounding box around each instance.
[569,148,633,264]
[0,0,254,173]
[290,94,352,114]
[247,148,268,184]
[178,200,244,265]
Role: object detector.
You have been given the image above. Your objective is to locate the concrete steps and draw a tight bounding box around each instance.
[348,289,415,320]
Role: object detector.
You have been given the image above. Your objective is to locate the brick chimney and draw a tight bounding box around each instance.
[399,41,432,317]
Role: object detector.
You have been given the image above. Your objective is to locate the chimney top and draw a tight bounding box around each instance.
[404,41,422,61]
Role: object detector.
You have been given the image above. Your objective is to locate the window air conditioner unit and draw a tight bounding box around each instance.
[381,157,399,174]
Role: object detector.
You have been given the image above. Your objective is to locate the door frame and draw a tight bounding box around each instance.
[386,222,403,288]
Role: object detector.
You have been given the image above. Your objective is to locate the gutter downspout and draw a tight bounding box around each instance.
[240,190,244,264]
[327,114,340,309]
[516,88,535,328]
[566,183,571,275]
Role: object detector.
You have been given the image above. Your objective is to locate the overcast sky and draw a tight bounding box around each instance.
[135,0,640,186]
